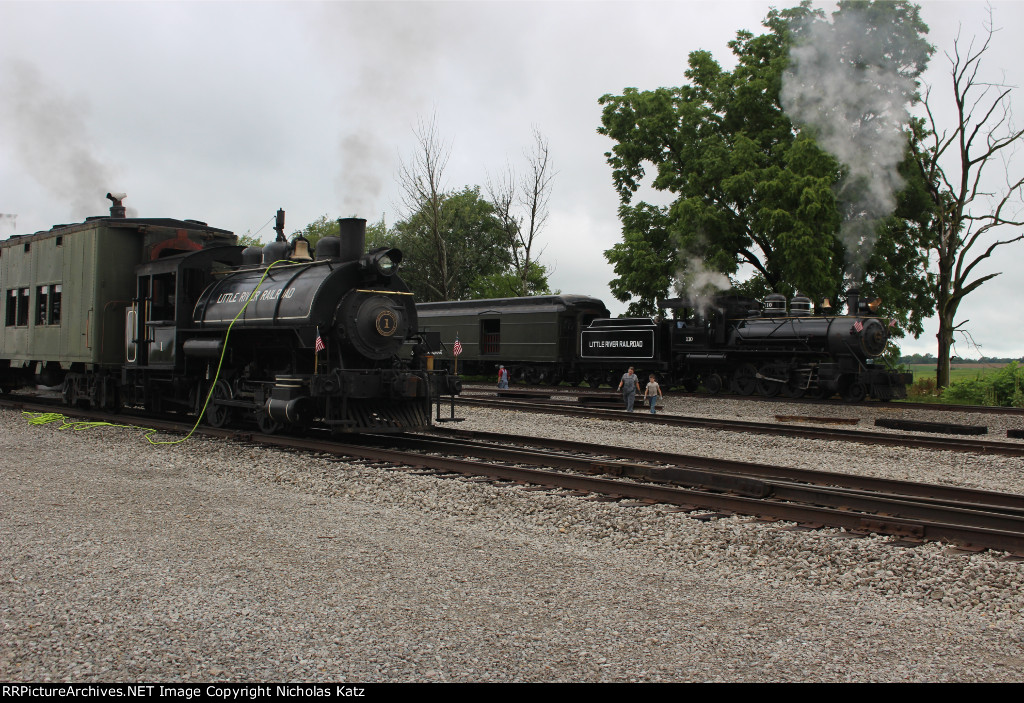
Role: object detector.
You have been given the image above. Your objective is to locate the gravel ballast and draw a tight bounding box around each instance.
[1,404,1023,682]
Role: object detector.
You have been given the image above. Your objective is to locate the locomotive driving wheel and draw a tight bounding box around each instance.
[205,380,235,428]
[842,380,868,403]
[781,378,806,398]
[731,363,758,396]
[755,364,783,398]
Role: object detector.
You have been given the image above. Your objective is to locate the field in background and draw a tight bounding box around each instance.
[906,363,1006,384]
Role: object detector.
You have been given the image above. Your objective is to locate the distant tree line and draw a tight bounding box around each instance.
[900,353,1024,365]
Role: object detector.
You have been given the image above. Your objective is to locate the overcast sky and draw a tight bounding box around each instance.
[2,0,1022,357]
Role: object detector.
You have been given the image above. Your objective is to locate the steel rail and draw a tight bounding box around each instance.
[233,432,1024,553]
[427,428,1024,511]
[460,383,1024,416]
[368,433,1024,533]
[456,397,1024,456]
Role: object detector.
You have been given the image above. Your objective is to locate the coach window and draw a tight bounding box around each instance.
[50,285,61,324]
[36,286,49,325]
[5,290,15,327]
[16,288,29,326]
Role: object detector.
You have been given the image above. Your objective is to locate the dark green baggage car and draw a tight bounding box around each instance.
[416,295,610,385]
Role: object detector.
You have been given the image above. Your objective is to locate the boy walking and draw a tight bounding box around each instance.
[642,374,663,414]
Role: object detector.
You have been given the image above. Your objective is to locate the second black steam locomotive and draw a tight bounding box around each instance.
[417,290,911,402]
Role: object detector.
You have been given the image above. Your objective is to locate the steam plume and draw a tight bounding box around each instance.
[677,256,732,319]
[780,9,926,283]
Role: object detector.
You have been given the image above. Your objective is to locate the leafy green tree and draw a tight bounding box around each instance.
[598,1,934,336]
[237,233,263,247]
[390,186,511,301]
[468,260,553,299]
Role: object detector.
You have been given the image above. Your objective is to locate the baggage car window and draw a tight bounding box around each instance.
[34,284,61,325]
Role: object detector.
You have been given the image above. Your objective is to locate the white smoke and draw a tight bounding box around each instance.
[310,3,450,218]
[0,59,115,221]
[335,130,388,217]
[781,9,924,283]
[676,256,732,319]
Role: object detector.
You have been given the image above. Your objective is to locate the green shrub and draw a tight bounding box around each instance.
[942,361,1024,406]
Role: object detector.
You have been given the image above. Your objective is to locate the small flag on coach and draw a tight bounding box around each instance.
[452,335,462,356]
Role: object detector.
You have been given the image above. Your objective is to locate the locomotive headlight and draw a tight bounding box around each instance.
[360,247,403,277]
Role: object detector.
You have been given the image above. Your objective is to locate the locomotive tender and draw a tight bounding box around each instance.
[0,194,458,432]
[418,290,911,402]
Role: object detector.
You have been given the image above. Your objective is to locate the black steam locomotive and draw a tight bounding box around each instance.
[418,290,910,402]
[0,196,459,432]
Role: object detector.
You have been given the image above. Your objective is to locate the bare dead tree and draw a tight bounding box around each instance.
[914,12,1024,388]
[397,115,454,300]
[486,164,524,290]
[518,127,555,295]
[486,127,555,296]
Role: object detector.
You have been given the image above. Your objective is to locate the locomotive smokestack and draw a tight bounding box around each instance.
[846,288,861,316]
[274,208,287,242]
[337,217,366,262]
[106,192,126,218]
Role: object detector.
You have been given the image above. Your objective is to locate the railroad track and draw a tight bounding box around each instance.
[460,382,1024,416]
[6,397,1024,556]
[455,396,1024,456]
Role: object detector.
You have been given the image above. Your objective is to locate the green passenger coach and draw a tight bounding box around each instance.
[0,194,235,395]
